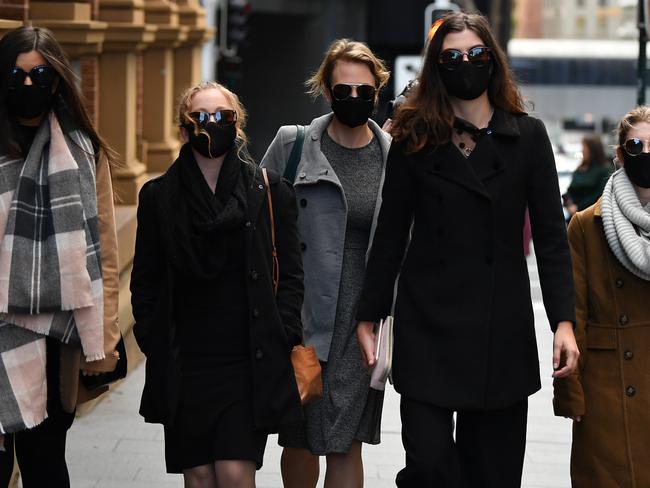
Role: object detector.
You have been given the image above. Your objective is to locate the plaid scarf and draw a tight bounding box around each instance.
[0,112,104,436]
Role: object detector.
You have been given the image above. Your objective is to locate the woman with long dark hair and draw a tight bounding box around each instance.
[563,135,612,219]
[0,26,121,487]
[131,81,303,487]
[356,13,579,487]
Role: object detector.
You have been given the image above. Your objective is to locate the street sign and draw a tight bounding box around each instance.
[424,1,460,42]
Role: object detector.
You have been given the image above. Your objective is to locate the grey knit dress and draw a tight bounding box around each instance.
[281,130,385,454]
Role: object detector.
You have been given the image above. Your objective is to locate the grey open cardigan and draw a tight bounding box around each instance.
[260,113,391,360]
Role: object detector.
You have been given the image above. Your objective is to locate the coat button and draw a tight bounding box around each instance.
[299,172,307,180]
[300,199,307,207]
[485,256,493,265]
[619,314,629,326]
[300,242,307,252]
[615,278,624,288]
[626,386,636,397]
[624,350,634,360]
[434,163,441,171]
[250,270,258,281]
[252,308,260,318]
[255,349,264,360]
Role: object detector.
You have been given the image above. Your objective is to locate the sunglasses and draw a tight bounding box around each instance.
[438,46,492,71]
[330,83,377,102]
[8,65,56,89]
[187,110,238,128]
[623,138,650,156]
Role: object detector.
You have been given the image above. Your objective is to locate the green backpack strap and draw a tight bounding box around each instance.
[283,125,305,183]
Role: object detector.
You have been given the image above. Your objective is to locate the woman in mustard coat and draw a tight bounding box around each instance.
[554,106,650,488]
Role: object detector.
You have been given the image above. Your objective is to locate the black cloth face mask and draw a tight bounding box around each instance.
[439,61,492,101]
[6,84,54,119]
[330,97,374,128]
[183,122,237,159]
[623,152,650,189]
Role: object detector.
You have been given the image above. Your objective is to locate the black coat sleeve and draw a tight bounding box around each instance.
[526,118,576,331]
[130,182,164,355]
[272,177,304,347]
[356,140,415,322]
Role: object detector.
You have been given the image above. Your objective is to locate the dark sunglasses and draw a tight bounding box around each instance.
[623,138,650,157]
[8,65,56,89]
[438,46,492,71]
[188,110,238,127]
[330,83,377,102]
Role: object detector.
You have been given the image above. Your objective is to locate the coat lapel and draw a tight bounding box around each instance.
[426,143,491,199]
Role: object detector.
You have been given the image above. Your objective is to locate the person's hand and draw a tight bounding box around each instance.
[382,118,393,132]
[357,321,376,369]
[552,321,580,378]
[568,203,578,216]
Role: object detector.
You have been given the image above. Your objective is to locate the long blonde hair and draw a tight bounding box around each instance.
[177,81,253,163]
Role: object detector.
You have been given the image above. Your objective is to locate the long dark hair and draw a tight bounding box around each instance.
[0,26,113,162]
[391,12,526,154]
[581,135,606,168]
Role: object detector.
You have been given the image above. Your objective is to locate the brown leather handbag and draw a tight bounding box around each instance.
[262,168,323,405]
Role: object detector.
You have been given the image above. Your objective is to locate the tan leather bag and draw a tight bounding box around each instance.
[262,168,323,405]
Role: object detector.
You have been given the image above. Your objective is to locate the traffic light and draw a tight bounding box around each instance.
[227,0,251,48]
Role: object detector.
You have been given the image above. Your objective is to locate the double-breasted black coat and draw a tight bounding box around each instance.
[130,159,304,432]
[357,110,576,410]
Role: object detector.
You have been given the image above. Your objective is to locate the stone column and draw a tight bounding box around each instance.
[140,0,184,173]
[174,0,212,96]
[97,0,154,204]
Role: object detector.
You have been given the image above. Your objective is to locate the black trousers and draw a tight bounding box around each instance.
[0,339,75,488]
[396,396,528,488]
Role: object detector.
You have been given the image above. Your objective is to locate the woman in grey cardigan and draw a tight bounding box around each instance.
[261,39,390,488]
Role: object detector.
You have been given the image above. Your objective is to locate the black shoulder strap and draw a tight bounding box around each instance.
[283,125,305,183]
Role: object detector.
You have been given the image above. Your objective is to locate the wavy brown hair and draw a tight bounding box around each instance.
[391,12,526,154]
[0,26,115,163]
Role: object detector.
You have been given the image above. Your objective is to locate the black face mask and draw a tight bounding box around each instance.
[6,84,53,119]
[331,97,374,128]
[439,61,492,101]
[623,152,650,189]
[183,122,236,159]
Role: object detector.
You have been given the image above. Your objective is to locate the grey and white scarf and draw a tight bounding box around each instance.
[601,168,650,281]
[0,112,104,436]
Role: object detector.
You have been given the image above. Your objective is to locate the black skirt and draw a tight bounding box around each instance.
[164,355,267,473]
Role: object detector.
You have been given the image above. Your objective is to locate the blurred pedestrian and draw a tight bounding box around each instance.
[0,26,121,488]
[356,13,578,488]
[563,135,612,220]
[130,81,304,488]
[261,39,391,488]
[553,106,650,488]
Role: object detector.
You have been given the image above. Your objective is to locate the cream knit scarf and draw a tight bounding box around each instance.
[601,168,650,281]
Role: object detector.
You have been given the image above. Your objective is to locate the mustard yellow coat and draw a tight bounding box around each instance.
[554,199,650,488]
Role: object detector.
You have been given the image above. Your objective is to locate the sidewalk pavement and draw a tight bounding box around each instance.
[64,253,573,488]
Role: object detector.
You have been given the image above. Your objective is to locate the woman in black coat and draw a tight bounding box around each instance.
[130,81,303,488]
[356,13,579,488]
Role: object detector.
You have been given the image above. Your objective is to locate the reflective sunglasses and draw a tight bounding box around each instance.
[623,137,650,156]
[8,65,56,89]
[188,110,238,128]
[438,46,492,71]
[330,83,377,102]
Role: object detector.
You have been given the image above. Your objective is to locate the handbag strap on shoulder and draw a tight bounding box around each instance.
[261,168,279,295]
[283,125,305,183]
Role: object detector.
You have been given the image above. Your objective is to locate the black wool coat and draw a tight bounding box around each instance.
[357,110,576,410]
[130,157,304,431]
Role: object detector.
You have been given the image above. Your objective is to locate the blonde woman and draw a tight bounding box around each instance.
[261,39,391,488]
[554,106,650,487]
[130,81,304,487]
